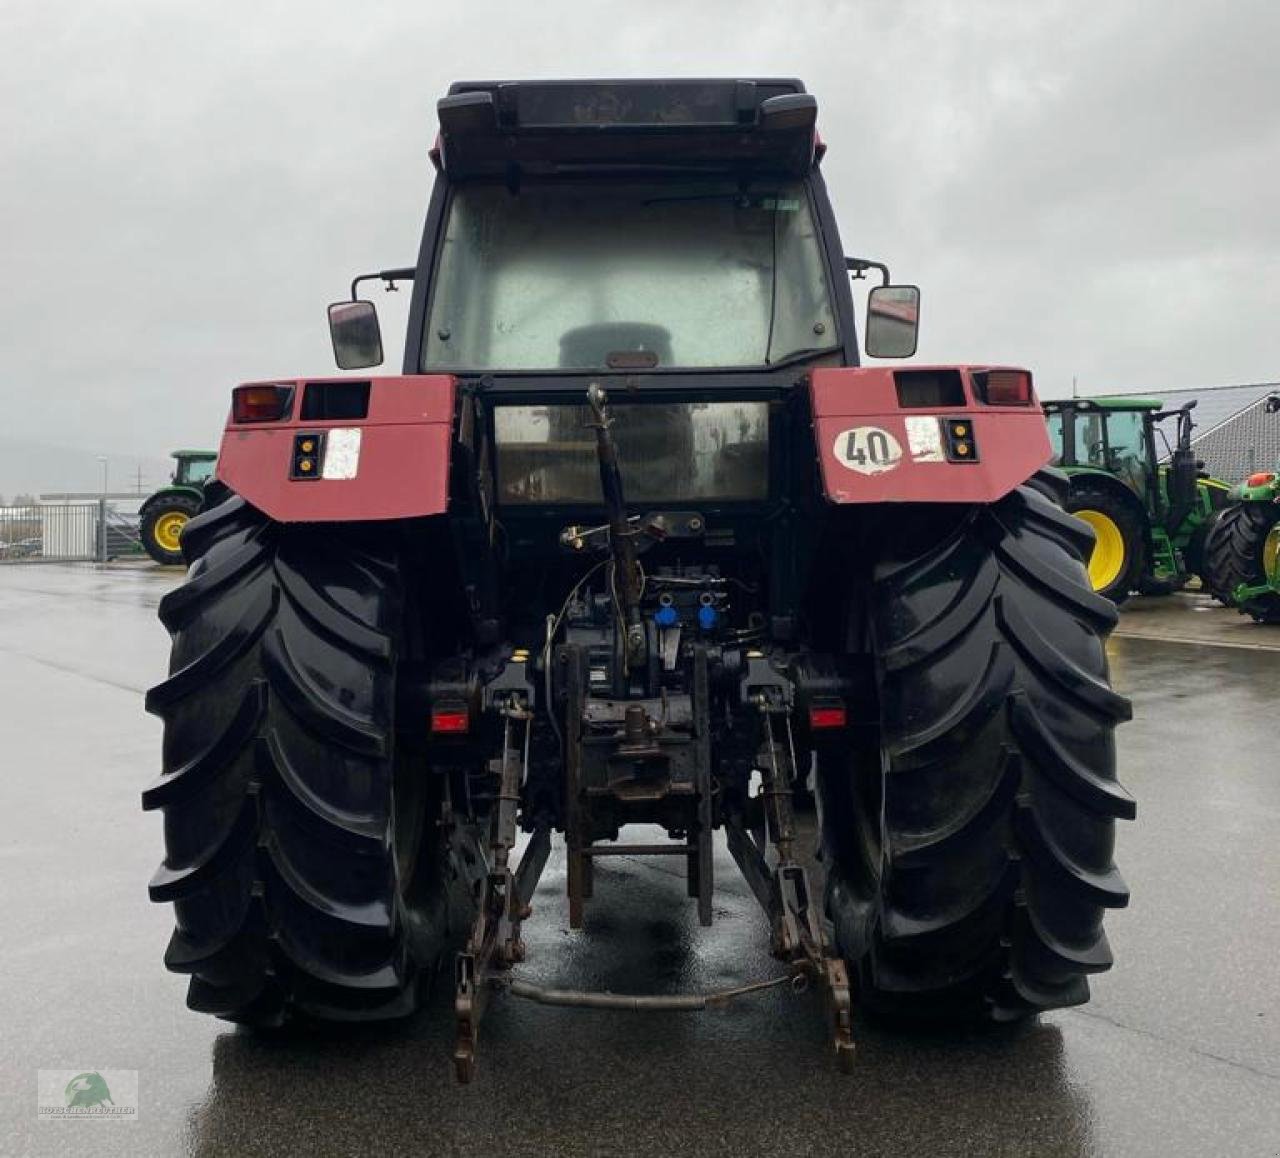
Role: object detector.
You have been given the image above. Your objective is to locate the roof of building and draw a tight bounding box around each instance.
[1088,383,1278,443]
[1082,383,1280,481]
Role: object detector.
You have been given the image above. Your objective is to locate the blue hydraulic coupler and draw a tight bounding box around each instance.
[654,605,679,628]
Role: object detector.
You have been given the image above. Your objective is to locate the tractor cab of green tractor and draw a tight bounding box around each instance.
[1044,397,1228,602]
[172,450,217,488]
[1046,397,1161,499]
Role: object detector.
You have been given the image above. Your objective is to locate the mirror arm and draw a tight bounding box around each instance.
[349,266,417,301]
[845,257,890,286]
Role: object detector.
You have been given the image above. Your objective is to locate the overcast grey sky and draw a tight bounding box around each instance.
[2,0,1278,476]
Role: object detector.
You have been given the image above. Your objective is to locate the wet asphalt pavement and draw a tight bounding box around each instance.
[1,565,1278,1157]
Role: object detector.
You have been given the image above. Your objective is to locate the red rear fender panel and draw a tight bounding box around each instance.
[810,366,1051,504]
[217,376,456,523]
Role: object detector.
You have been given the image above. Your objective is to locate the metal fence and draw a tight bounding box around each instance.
[0,497,145,563]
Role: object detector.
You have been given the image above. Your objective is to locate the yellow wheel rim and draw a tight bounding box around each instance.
[1075,509,1127,592]
[153,511,189,554]
[1264,524,1280,584]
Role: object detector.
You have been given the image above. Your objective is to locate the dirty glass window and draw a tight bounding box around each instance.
[423,181,836,372]
[1073,411,1108,468]
[1102,410,1150,493]
[1046,411,1064,464]
[181,459,215,485]
[1103,411,1145,460]
[494,402,769,503]
[1070,409,1148,493]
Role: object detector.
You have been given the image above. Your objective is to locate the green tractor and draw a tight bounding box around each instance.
[1043,397,1231,602]
[1204,394,1280,622]
[139,450,217,565]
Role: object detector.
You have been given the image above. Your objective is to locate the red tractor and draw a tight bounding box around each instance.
[144,79,1133,1080]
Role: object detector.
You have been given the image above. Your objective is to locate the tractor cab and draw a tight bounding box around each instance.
[1045,398,1164,507]
[171,450,217,488]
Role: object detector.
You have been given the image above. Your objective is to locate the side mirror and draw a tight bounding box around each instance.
[865,285,920,359]
[328,300,384,370]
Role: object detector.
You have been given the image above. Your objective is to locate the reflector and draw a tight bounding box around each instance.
[945,418,980,463]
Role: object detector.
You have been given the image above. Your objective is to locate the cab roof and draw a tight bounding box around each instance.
[1043,397,1164,412]
[435,78,820,180]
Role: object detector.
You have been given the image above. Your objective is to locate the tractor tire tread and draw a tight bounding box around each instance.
[1204,502,1280,622]
[824,469,1133,1023]
[144,488,448,1025]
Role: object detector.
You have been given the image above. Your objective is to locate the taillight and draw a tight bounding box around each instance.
[1246,472,1276,487]
[232,384,294,424]
[808,703,847,730]
[431,707,470,735]
[978,370,1033,406]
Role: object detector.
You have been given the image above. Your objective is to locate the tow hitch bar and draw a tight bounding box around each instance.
[451,694,855,1082]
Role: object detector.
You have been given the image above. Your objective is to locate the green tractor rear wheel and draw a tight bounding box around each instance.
[140,494,202,566]
[1205,503,1280,623]
[1063,482,1145,605]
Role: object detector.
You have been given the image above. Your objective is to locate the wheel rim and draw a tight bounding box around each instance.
[1075,509,1127,591]
[1264,523,1280,584]
[153,511,189,554]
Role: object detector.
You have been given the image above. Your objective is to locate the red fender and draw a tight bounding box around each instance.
[810,366,1051,504]
[217,376,456,523]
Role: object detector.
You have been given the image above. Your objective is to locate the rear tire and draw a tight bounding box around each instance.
[144,490,466,1025]
[140,493,202,566]
[1184,508,1221,594]
[1062,481,1145,605]
[1205,502,1280,623]
[822,473,1134,1023]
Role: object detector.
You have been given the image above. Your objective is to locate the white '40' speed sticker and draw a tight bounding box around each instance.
[833,426,903,474]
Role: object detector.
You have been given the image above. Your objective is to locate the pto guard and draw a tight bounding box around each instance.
[810,366,1050,504]
[217,375,456,523]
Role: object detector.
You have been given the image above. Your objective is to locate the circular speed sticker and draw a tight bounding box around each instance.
[833,426,903,475]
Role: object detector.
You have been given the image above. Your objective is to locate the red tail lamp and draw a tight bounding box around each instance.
[808,703,847,730]
[982,370,1033,406]
[232,384,294,424]
[431,707,470,735]
[1246,472,1276,488]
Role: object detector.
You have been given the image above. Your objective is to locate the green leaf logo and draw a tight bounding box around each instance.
[64,1072,113,1108]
